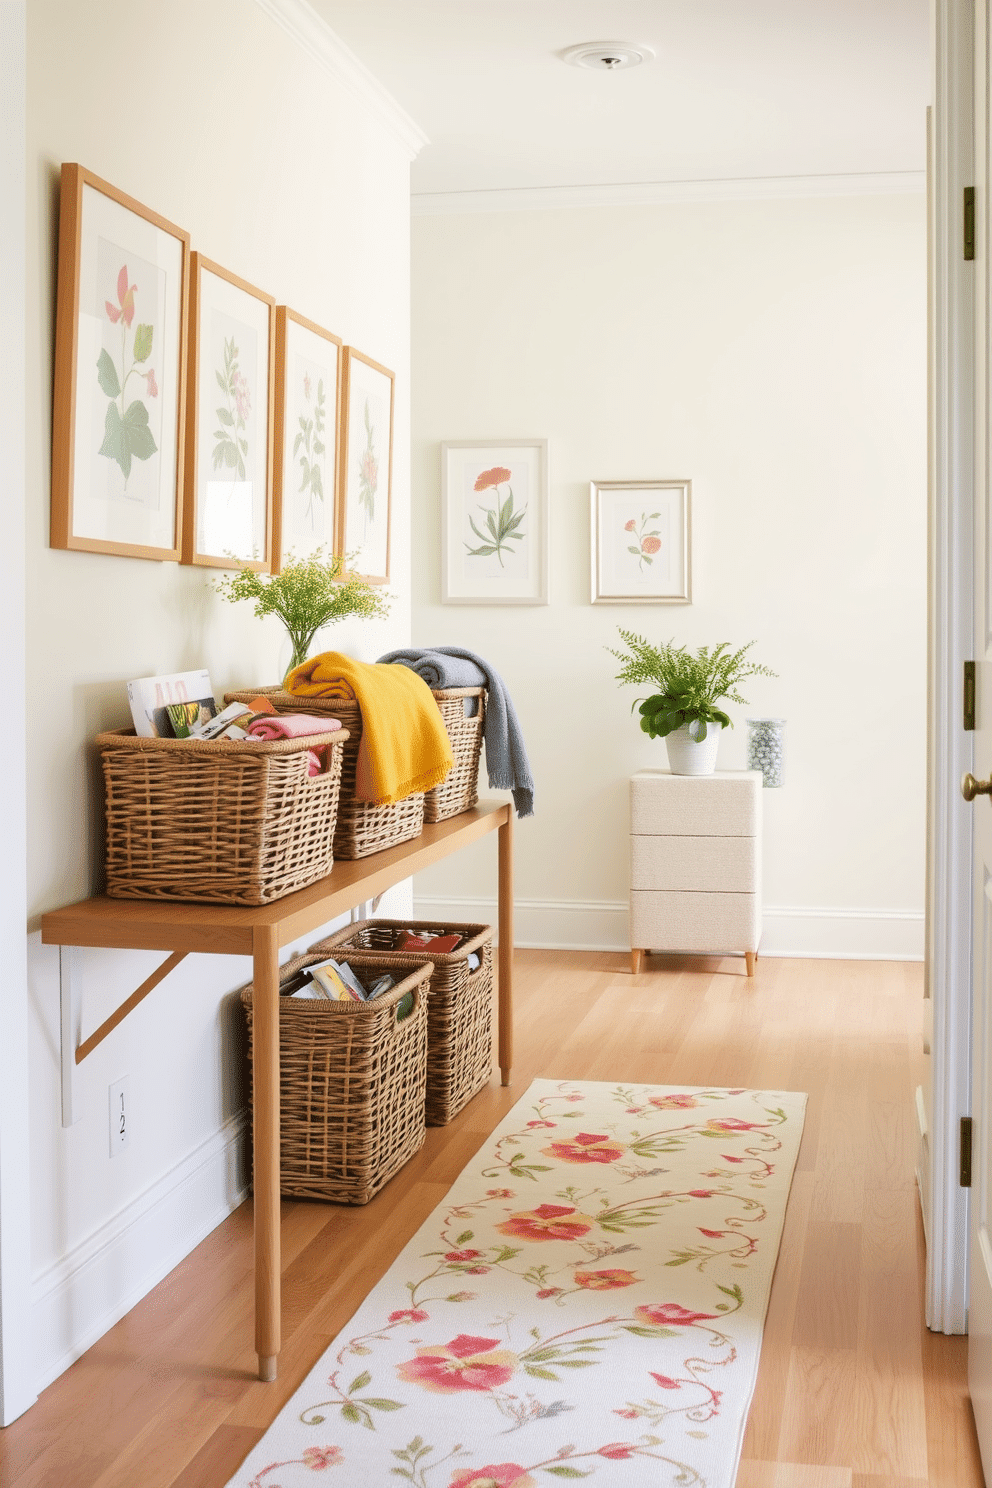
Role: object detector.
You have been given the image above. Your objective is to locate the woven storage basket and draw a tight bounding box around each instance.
[240,950,429,1203]
[227,683,485,852]
[99,726,348,906]
[423,689,485,824]
[312,918,494,1125]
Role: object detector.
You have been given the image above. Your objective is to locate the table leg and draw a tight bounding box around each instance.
[630,949,644,975]
[745,951,756,978]
[498,805,514,1087]
[253,924,281,1381]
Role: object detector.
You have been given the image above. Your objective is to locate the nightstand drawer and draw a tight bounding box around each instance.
[630,890,761,953]
[631,833,758,893]
[631,769,761,836]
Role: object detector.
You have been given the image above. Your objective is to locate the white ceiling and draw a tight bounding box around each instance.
[311,0,930,202]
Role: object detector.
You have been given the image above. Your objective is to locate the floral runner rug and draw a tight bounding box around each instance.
[226,1078,806,1488]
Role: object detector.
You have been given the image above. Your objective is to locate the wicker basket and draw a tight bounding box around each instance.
[225,683,486,852]
[241,950,429,1203]
[98,726,348,906]
[312,919,494,1125]
[424,689,485,824]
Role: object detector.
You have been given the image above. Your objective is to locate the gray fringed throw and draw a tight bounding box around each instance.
[376,646,534,818]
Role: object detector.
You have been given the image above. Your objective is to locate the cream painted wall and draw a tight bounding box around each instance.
[24,0,415,1388]
[410,194,926,958]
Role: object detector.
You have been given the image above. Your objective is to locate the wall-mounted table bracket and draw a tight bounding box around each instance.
[59,947,188,1128]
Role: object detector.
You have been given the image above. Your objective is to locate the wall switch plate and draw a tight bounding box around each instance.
[109,1076,130,1157]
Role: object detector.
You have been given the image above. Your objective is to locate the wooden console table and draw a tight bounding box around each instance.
[40,800,513,1383]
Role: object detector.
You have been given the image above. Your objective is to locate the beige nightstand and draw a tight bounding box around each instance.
[629,768,763,976]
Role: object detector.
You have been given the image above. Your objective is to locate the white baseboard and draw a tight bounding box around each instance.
[413,895,925,962]
[31,1110,250,1393]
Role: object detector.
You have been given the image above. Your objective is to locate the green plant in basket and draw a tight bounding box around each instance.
[215,549,390,681]
[608,629,776,740]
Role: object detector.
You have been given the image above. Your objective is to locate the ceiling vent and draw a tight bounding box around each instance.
[560,40,655,72]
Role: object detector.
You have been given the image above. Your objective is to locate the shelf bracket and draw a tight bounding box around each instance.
[59,948,188,1128]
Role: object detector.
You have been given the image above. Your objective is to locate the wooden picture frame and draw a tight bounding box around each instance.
[182,252,275,571]
[441,438,550,605]
[337,346,394,583]
[272,307,342,572]
[51,162,190,561]
[590,478,692,604]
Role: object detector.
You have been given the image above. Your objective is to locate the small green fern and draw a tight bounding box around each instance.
[608,629,776,740]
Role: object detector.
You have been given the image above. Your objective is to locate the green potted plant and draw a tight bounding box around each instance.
[215,550,390,683]
[609,629,776,776]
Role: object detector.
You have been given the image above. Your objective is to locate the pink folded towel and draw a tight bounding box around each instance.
[246,713,342,740]
[246,712,342,776]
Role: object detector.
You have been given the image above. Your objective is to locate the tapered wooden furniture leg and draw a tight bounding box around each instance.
[498,804,513,1087]
[630,949,644,975]
[745,951,756,978]
[253,924,281,1381]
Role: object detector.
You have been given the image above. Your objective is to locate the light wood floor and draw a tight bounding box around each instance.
[0,950,983,1487]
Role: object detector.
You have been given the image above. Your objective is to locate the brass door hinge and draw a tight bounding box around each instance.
[962,1115,973,1188]
[965,660,976,731]
[963,190,975,263]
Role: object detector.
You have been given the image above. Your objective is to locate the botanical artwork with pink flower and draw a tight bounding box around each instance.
[624,512,662,572]
[94,237,165,505]
[225,1081,804,1488]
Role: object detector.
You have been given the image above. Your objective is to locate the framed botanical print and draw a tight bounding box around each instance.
[441,439,550,605]
[182,253,275,570]
[271,307,342,571]
[591,479,692,604]
[50,163,190,560]
[337,347,394,583]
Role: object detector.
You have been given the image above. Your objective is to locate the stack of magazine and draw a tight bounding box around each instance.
[281,957,416,1023]
[126,669,254,742]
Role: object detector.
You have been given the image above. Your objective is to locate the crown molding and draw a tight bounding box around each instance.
[253,0,428,160]
[411,170,926,216]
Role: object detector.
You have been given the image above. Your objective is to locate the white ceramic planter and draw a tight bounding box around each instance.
[664,722,722,776]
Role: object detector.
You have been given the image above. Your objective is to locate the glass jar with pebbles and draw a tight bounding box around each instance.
[746,717,785,788]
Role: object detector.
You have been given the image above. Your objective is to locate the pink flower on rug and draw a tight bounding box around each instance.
[573,1268,639,1290]
[449,1464,536,1488]
[466,1265,490,1275]
[542,1132,626,1165]
[650,1372,681,1390]
[487,1188,514,1198]
[599,1443,636,1459]
[388,1308,429,1324]
[497,1204,594,1242]
[635,1302,718,1327]
[706,1117,763,1132]
[688,1189,714,1198]
[649,1093,700,1109]
[302,1446,345,1469]
[566,1094,584,1102]
[699,1228,725,1239]
[526,1119,556,1128]
[537,1287,564,1298]
[445,1249,483,1261]
[396,1335,518,1394]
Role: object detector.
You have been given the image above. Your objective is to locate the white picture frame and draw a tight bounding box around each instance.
[591,479,692,604]
[272,307,342,571]
[442,439,550,605]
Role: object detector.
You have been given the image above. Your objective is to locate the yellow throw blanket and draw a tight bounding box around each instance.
[285,651,454,805]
